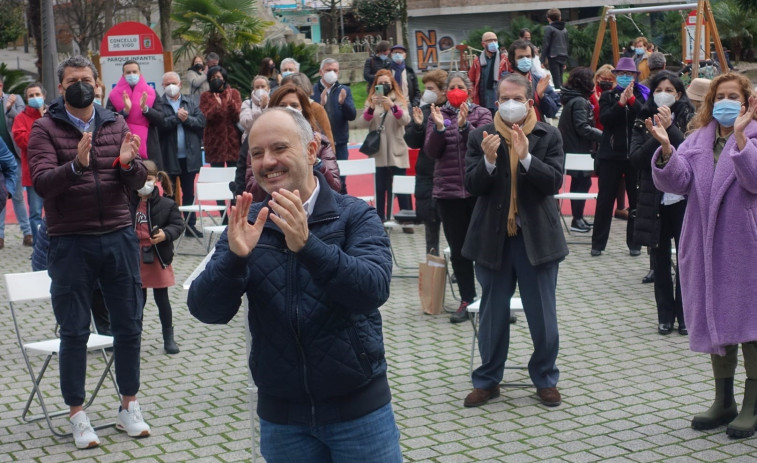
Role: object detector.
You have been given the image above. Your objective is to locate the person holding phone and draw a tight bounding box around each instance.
[360,69,411,222]
[130,160,185,354]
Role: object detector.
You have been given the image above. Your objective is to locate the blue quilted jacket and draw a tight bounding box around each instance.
[188,172,393,426]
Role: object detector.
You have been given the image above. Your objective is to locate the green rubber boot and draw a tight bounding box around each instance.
[691,377,738,430]
[726,379,757,438]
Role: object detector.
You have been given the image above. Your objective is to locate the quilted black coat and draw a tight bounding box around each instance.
[188,171,393,426]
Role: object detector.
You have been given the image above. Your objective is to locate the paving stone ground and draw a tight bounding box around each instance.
[2,215,757,462]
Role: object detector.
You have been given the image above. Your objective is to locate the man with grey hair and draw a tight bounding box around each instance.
[641,52,666,88]
[148,71,206,239]
[27,55,150,449]
[462,73,567,409]
[189,107,401,462]
[312,58,356,191]
[280,57,300,77]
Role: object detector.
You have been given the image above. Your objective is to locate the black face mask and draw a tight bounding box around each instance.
[381,83,392,96]
[193,63,204,73]
[598,81,614,91]
[210,78,225,93]
[65,81,95,109]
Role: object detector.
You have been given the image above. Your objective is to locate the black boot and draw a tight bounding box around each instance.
[692,377,738,430]
[162,327,180,354]
[727,378,757,438]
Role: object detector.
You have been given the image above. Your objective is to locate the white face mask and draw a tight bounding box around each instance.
[137,181,155,196]
[498,99,528,124]
[420,89,437,106]
[653,92,676,108]
[323,70,338,85]
[164,84,180,98]
[253,88,268,100]
[125,74,140,86]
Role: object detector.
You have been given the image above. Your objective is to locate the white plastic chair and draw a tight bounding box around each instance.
[337,158,376,205]
[466,297,530,387]
[553,153,597,237]
[382,175,419,273]
[5,271,118,437]
[176,181,235,254]
[177,167,237,252]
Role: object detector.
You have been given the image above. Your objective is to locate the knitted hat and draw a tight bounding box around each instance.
[390,44,407,52]
[687,78,711,102]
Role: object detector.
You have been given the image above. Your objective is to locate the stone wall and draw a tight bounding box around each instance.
[315,48,370,85]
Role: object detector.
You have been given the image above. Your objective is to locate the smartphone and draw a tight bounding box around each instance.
[150,225,159,237]
[375,85,384,96]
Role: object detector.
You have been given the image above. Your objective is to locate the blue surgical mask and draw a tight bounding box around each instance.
[378,53,389,61]
[94,98,102,106]
[486,42,499,54]
[517,57,533,73]
[28,96,44,109]
[125,74,140,86]
[392,53,404,64]
[712,99,743,127]
[616,75,634,88]
[281,71,293,78]
[635,47,645,55]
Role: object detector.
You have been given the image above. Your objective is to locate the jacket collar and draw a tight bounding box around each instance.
[47,96,116,127]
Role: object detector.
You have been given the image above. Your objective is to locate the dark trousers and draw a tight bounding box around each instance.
[375,166,412,221]
[592,158,639,251]
[547,57,566,90]
[48,227,143,406]
[569,174,593,220]
[417,197,441,255]
[654,200,686,325]
[335,143,349,194]
[143,287,173,331]
[437,197,478,302]
[473,232,560,389]
[172,158,198,227]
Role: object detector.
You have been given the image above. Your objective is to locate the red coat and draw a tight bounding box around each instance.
[11,105,43,187]
[200,87,242,164]
[468,53,509,106]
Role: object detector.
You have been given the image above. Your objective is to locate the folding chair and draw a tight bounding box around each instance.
[382,175,420,277]
[177,167,237,251]
[176,181,235,254]
[5,271,118,437]
[337,158,376,205]
[467,297,531,387]
[553,153,597,243]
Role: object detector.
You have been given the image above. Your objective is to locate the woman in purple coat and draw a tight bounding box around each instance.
[650,73,757,439]
[424,71,492,323]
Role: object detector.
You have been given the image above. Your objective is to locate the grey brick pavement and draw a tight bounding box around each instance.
[1,217,757,462]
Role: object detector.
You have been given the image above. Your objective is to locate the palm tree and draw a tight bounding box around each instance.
[171,0,270,63]
[713,0,757,63]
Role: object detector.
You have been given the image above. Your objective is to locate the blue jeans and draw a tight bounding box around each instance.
[48,227,144,406]
[26,187,43,242]
[0,168,31,237]
[260,402,403,463]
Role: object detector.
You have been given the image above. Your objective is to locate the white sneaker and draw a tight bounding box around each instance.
[115,401,151,437]
[70,410,100,449]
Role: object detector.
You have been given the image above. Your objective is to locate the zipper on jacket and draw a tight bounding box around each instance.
[89,125,106,228]
[285,249,317,426]
[455,129,466,198]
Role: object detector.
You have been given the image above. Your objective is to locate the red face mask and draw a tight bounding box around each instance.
[446,88,468,108]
